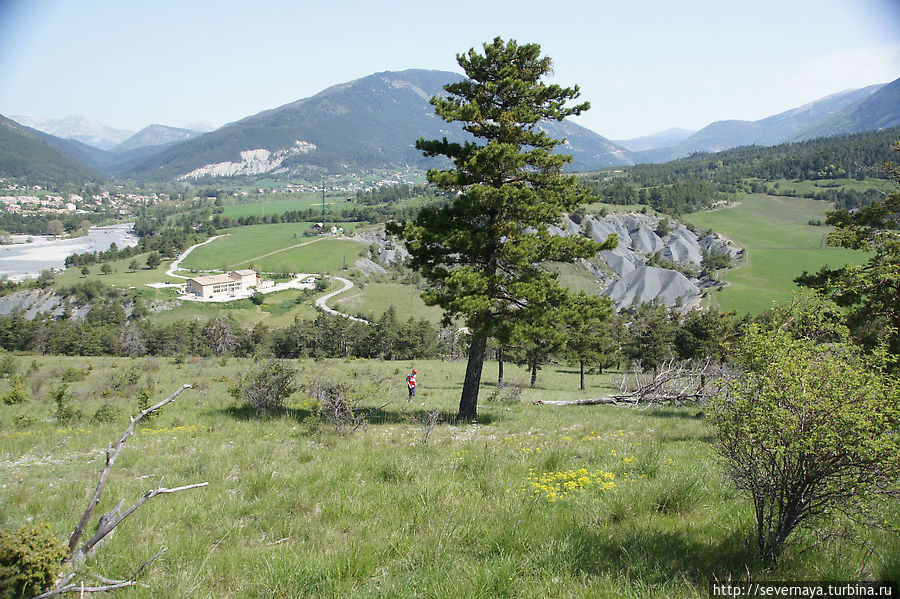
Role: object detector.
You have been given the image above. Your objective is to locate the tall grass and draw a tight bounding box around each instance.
[1,356,896,597]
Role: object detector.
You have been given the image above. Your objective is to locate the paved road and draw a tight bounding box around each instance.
[315,276,370,323]
[166,235,228,279]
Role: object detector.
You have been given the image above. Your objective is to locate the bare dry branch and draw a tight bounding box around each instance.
[80,483,208,557]
[31,548,166,598]
[535,360,738,407]
[69,384,193,554]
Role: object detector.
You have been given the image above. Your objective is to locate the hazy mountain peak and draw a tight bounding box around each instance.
[112,124,202,154]
[9,114,134,150]
[183,119,218,133]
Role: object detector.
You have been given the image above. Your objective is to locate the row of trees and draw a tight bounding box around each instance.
[0,308,441,362]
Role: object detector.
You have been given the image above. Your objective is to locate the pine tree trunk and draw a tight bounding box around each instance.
[580,359,585,391]
[497,348,504,388]
[458,335,487,421]
[530,359,538,388]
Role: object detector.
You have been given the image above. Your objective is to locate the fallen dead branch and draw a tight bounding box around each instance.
[534,359,737,407]
[34,384,208,597]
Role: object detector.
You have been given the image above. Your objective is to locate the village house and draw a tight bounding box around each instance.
[185,269,258,299]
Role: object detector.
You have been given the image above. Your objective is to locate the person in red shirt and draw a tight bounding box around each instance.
[406,369,417,401]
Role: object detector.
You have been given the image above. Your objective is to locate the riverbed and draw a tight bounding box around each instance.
[0,223,138,281]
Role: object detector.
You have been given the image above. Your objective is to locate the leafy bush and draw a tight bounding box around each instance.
[230,360,297,415]
[109,365,141,392]
[0,522,67,599]
[711,323,900,562]
[92,403,119,423]
[2,376,29,405]
[51,384,80,424]
[60,366,88,383]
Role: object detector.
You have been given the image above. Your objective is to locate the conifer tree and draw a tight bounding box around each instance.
[389,37,616,419]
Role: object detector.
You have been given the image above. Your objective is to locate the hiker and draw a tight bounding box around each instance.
[406,369,417,401]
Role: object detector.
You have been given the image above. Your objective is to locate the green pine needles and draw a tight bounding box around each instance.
[390,37,616,420]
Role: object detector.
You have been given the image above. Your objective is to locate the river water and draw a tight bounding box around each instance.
[0,223,138,281]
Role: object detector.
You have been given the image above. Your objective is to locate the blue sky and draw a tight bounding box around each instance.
[0,0,898,139]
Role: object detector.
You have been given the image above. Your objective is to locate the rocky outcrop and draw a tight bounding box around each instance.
[178,141,316,180]
[359,211,740,311]
[0,289,142,321]
[605,266,702,310]
[563,212,740,310]
[0,289,65,319]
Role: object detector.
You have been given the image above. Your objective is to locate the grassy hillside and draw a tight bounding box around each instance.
[1,355,896,597]
[684,194,865,313]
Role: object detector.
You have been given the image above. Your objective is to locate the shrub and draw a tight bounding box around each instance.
[0,355,17,378]
[60,366,88,383]
[3,376,29,405]
[51,384,80,424]
[711,324,900,562]
[230,360,297,415]
[0,522,68,599]
[109,365,141,392]
[136,388,157,422]
[92,403,119,423]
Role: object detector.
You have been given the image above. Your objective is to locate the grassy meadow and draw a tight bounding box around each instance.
[683,194,866,313]
[333,280,444,323]
[218,194,330,219]
[176,224,366,274]
[1,355,897,597]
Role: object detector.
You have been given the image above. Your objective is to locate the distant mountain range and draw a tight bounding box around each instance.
[119,69,632,181]
[9,114,134,151]
[631,81,898,162]
[3,71,899,183]
[613,128,696,152]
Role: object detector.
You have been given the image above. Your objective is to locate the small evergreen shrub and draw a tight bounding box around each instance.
[92,403,119,424]
[0,355,17,378]
[51,384,80,424]
[3,376,29,405]
[60,366,88,383]
[0,522,67,599]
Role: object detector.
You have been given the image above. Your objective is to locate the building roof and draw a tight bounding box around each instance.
[187,273,240,286]
[232,269,256,276]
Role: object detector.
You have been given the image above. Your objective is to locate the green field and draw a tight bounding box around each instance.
[1,355,896,597]
[684,194,865,313]
[53,251,174,291]
[770,177,894,196]
[218,194,340,219]
[333,281,445,323]
[177,223,363,273]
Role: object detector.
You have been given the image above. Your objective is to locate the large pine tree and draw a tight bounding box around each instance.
[390,37,616,419]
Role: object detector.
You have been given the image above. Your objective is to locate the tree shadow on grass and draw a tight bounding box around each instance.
[566,524,761,588]
[221,403,497,426]
[222,404,316,422]
[640,407,707,420]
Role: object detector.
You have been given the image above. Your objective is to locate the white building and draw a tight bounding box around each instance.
[185,269,258,299]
